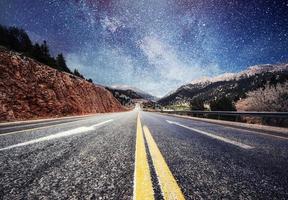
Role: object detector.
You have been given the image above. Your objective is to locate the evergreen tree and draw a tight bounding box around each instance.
[0,25,9,47]
[210,96,236,111]
[0,24,88,79]
[31,43,42,61]
[18,29,33,52]
[56,54,71,73]
[190,98,204,110]
[87,78,93,83]
[40,40,49,57]
[73,69,85,79]
[7,27,21,51]
[0,25,32,52]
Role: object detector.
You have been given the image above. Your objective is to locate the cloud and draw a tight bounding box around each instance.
[66,46,136,85]
[66,36,223,98]
[138,36,221,84]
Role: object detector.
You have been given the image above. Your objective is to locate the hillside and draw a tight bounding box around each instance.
[106,85,157,106]
[110,85,157,101]
[158,64,288,107]
[0,48,125,121]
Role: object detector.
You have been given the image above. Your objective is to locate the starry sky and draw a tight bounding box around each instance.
[1,0,288,97]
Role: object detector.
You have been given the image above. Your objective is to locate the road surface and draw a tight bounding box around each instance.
[0,110,288,199]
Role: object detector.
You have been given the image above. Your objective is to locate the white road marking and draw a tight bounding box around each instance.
[0,120,85,136]
[223,126,288,140]
[166,120,254,150]
[0,119,113,151]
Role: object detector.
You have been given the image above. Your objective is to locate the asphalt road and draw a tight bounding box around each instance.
[0,110,288,199]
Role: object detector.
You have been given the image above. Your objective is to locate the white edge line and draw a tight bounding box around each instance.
[0,119,114,151]
[166,120,254,150]
[160,112,288,140]
[0,120,84,136]
[223,125,288,140]
[91,119,114,127]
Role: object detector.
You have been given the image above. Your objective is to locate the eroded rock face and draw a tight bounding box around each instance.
[0,49,125,121]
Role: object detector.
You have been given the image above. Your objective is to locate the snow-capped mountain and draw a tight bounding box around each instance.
[110,85,157,100]
[190,64,288,84]
[158,63,288,106]
[106,85,157,106]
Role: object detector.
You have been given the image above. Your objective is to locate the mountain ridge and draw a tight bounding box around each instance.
[106,85,157,107]
[158,63,288,107]
[110,84,157,101]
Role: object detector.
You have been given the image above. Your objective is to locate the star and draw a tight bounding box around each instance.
[0,0,287,97]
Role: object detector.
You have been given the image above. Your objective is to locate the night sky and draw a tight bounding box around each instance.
[1,0,288,97]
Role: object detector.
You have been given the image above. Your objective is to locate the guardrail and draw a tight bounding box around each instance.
[159,110,288,127]
[160,110,288,117]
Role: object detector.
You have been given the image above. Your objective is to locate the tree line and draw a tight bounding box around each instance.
[0,24,93,82]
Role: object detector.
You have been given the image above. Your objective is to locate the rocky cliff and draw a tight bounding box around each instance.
[0,48,125,121]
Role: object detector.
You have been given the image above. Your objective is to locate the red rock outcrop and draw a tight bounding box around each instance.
[0,49,125,122]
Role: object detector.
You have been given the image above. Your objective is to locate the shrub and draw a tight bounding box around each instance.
[189,98,204,110]
[236,82,288,112]
[210,96,236,111]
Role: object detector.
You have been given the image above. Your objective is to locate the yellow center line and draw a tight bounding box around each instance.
[143,125,185,200]
[133,113,154,200]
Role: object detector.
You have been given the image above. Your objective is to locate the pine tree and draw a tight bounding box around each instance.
[210,96,236,111]
[73,69,85,79]
[56,54,71,73]
[40,40,49,57]
[0,24,86,79]
[87,78,93,83]
[31,43,42,61]
[0,25,9,47]
[190,98,204,110]
[18,29,32,52]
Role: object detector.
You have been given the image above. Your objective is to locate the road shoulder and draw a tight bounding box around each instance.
[156,112,288,138]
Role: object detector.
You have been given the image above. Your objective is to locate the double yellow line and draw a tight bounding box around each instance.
[133,113,185,200]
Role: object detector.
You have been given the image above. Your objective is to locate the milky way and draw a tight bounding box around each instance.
[1,0,288,96]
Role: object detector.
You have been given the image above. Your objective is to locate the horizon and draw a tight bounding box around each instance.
[0,0,288,97]
[110,62,288,98]
[1,1,288,198]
